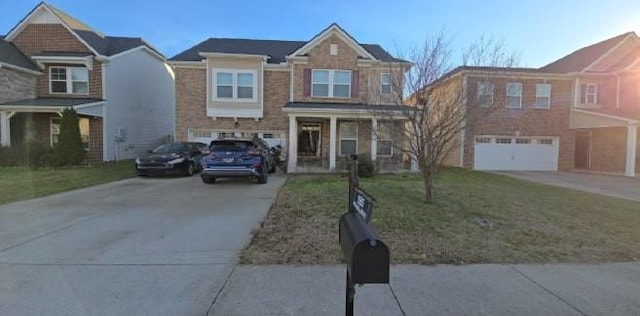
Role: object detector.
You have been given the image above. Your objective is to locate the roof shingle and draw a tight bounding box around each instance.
[0,38,38,71]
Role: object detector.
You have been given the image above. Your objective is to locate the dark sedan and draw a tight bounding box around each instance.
[135,142,206,177]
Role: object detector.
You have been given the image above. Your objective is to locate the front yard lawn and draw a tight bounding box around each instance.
[0,160,136,205]
[241,168,640,264]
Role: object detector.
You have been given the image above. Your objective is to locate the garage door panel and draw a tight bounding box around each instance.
[474,136,559,171]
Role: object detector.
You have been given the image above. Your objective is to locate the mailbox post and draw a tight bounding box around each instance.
[339,155,389,316]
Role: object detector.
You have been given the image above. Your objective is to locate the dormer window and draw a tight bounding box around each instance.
[50,67,88,95]
[580,83,599,105]
[312,69,351,98]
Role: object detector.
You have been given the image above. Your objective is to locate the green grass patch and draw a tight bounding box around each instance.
[0,160,136,205]
[241,168,640,264]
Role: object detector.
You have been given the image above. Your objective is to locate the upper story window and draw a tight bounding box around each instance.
[50,67,88,95]
[535,84,551,109]
[580,83,599,105]
[312,69,351,98]
[213,69,256,101]
[505,83,522,109]
[380,73,392,95]
[477,82,494,107]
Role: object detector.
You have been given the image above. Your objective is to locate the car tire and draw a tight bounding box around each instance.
[184,162,195,177]
[257,170,268,184]
[202,176,216,184]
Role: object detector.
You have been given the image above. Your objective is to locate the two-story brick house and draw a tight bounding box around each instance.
[0,2,174,162]
[440,32,640,177]
[170,24,411,172]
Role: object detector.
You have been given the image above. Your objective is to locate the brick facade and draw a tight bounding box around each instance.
[587,127,627,173]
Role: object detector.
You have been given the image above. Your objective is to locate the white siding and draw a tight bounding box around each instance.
[104,48,175,161]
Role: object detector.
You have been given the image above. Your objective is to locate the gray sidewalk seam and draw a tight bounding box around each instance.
[206,264,237,315]
[388,283,407,316]
[510,265,587,316]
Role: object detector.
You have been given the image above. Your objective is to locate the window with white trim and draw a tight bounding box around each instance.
[475,137,492,143]
[376,122,393,156]
[477,82,494,107]
[50,67,88,94]
[496,138,512,144]
[380,73,392,95]
[339,122,358,156]
[213,69,256,101]
[535,84,551,109]
[51,117,90,150]
[580,83,598,105]
[505,83,522,108]
[312,69,351,98]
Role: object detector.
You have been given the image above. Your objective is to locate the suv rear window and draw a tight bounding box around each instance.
[210,140,255,152]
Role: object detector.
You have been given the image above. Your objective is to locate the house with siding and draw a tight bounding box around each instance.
[0,2,174,162]
[438,32,640,177]
[169,24,411,172]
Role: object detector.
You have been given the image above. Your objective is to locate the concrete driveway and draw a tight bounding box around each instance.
[495,171,640,202]
[0,175,285,315]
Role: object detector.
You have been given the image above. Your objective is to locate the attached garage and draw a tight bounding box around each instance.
[187,129,287,148]
[473,136,559,171]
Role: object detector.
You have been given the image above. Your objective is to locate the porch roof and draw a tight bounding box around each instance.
[284,101,412,112]
[575,107,640,122]
[0,97,104,107]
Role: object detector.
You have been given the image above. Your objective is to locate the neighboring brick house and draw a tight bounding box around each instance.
[170,24,411,172]
[438,32,640,177]
[0,2,174,162]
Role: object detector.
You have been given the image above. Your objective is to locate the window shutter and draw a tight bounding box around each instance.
[580,84,586,104]
[351,70,359,98]
[303,68,311,97]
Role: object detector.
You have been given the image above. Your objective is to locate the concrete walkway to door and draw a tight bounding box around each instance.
[495,171,640,203]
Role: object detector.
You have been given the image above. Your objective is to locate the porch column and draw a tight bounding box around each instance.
[329,116,337,171]
[0,111,14,146]
[288,115,298,173]
[370,118,377,162]
[625,124,637,177]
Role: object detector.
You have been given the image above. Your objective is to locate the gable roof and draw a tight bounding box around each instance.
[540,32,635,73]
[5,2,163,59]
[170,39,404,64]
[287,23,377,60]
[0,38,39,72]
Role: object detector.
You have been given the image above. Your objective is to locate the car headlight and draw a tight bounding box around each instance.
[167,157,185,164]
[135,158,141,164]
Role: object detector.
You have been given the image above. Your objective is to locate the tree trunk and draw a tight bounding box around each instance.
[421,168,434,203]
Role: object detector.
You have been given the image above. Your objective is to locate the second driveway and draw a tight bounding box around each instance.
[495,171,640,202]
[0,175,285,315]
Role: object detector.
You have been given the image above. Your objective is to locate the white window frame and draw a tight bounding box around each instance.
[312,69,352,98]
[477,81,494,107]
[505,83,522,109]
[535,83,551,109]
[212,69,257,102]
[380,73,392,95]
[49,66,89,95]
[376,122,393,156]
[583,83,598,105]
[339,122,358,156]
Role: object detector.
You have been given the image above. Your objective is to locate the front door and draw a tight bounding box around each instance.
[574,131,591,169]
[298,123,321,156]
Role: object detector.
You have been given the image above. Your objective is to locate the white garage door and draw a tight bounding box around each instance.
[474,136,559,171]
[187,129,286,148]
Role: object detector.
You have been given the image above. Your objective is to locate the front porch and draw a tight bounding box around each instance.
[283,102,413,173]
[0,98,105,162]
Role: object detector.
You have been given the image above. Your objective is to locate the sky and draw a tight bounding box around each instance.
[1,0,640,67]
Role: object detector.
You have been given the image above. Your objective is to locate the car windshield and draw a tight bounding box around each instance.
[152,144,185,154]
[210,141,254,152]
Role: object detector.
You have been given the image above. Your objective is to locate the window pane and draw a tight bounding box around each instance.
[333,84,350,98]
[506,96,521,108]
[51,81,67,93]
[506,83,521,96]
[217,72,233,85]
[381,85,391,94]
[478,95,492,106]
[237,73,253,86]
[340,140,356,155]
[535,97,550,108]
[312,70,329,83]
[334,71,351,84]
[381,73,391,85]
[72,82,88,94]
[217,86,233,98]
[71,68,88,81]
[51,68,66,80]
[312,84,329,97]
[79,118,90,150]
[237,86,253,99]
[340,123,357,138]
[536,84,550,97]
[376,140,392,156]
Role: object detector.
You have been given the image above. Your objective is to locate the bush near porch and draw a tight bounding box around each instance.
[241,168,640,264]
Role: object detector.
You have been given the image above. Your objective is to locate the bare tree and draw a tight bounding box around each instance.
[372,32,519,203]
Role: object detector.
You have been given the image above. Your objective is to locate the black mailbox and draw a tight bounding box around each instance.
[339,212,390,284]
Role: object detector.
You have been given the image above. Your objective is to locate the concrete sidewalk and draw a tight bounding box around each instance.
[209,263,640,315]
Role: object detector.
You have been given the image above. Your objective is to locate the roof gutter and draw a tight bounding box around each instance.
[198,52,270,62]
